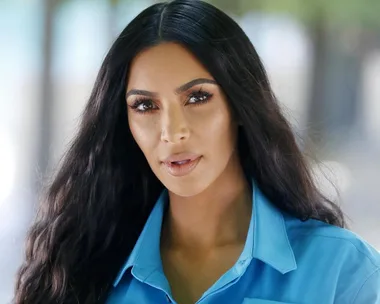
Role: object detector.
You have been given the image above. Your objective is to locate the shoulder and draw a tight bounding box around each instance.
[284,214,380,268]
[283,214,380,303]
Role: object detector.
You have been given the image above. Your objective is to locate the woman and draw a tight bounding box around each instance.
[15,0,380,303]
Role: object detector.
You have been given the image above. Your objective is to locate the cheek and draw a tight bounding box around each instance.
[194,105,236,149]
[128,115,159,156]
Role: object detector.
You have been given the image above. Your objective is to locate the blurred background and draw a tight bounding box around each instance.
[0,0,379,302]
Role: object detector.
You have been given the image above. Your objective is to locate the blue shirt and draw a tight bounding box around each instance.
[107,183,380,304]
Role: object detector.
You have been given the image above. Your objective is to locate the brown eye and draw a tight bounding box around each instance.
[187,90,213,104]
[137,101,155,111]
[130,99,158,113]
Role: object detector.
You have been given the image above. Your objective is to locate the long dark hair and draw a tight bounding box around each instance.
[14,0,345,303]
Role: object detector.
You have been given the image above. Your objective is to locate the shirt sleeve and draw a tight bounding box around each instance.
[352,268,380,304]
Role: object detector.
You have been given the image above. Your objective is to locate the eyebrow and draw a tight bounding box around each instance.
[125,78,217,99]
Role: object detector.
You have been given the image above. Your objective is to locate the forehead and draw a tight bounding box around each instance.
[127,42,213,91]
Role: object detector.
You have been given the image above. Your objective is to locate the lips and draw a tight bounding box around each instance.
[161,153,202,177]
[162,152,201,164]
[171,160,191,165]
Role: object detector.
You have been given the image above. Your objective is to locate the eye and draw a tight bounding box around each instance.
[129,98,158,113]
[187,90,213,105]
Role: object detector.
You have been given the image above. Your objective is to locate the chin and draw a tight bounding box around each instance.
[161,174,212,198]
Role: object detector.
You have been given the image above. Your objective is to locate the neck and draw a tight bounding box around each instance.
[161,154,252,252]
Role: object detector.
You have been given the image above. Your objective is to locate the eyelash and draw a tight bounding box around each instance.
[128,89,214,114]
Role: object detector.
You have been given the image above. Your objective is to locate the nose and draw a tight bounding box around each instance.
[160,105,190,144]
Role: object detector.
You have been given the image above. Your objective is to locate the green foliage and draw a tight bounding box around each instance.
[209,0,380,28]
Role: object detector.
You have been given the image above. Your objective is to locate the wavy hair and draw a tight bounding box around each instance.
[14,0,345,303]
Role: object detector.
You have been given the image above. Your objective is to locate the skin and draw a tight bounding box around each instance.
[126,42,252,304]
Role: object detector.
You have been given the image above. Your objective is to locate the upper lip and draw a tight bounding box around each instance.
[162,152,201,164]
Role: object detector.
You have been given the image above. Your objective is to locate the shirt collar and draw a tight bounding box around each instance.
[113,180,297,287]
[252,185,297,274]
[113,190,168,286]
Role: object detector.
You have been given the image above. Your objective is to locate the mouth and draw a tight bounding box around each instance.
[161,154,202,177]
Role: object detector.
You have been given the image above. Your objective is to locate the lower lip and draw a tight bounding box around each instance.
[163,156,202,177]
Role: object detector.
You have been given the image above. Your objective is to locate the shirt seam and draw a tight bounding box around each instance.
[293,233,380,268]
[351,267,380,304]
[142,266,161,283]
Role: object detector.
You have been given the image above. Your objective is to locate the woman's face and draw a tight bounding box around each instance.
[126,42,239,196]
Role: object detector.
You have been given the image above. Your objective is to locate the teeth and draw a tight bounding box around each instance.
[173,160,190,165]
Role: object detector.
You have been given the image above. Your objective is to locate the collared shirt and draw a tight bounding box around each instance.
[107,184,380,304]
